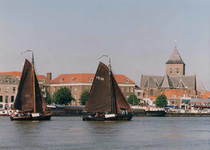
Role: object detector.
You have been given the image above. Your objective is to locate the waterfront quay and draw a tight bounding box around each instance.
[166,113,210,117]
[48,105,210,117]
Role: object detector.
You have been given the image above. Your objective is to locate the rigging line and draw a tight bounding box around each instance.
[98,54,111,64]
[20,50,38,74]
[98,54,109,60]
[20,50,33,55]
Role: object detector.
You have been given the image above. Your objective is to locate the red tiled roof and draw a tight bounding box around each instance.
[160,89,188,98]
[51,73,135,84]
[201,91,210,99]
[0,72,51,83]
[0,71,22,78]
[36,75,51,84]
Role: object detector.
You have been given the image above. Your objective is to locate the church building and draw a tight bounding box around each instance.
[140,45,197,98]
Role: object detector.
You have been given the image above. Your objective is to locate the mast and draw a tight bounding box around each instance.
[108,57,117,114]
[31,51,36,113]
[21,50,36,113]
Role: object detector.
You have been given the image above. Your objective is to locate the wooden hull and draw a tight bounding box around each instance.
[10,114,51,121]
[82,114,133,121]
[145,111,166,117]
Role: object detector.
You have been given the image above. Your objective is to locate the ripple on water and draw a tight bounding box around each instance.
[0,117,210,150]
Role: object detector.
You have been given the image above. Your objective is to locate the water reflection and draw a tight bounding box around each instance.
[0,117,210,150]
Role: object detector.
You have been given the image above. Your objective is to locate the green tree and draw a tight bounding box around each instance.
[44,90,52,104]
[155,94,167,107]
[53,87,74,105]
[79,90,90,105]
[127,93,139,105]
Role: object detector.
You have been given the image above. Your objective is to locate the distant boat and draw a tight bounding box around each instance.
[10,52,51,121]
[132,106,166,117]
[0,109,13,116]
[82,61,133,121]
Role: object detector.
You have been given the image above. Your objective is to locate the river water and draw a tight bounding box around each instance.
[0,116,209,150]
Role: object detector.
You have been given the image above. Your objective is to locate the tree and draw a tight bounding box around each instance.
[53,87,74,105]
[79,90,90,105]
[127,93,139,105]
[44,90,52,104]
[155,94,167,107]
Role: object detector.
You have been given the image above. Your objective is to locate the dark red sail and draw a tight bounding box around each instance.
[85,62,111,113]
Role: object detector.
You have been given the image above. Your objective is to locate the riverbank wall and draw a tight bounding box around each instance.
[50,106,210,117]
[50,109,210,117]
[166,113,210,117]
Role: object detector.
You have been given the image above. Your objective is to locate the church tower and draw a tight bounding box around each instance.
[166,45,185,76]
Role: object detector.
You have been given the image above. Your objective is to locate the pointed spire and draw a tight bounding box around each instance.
[166,47,185,64]
[174,40,177,49]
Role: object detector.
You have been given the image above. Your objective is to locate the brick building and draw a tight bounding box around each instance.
[0,71,135,106]
[50,73,135,106]
[134,85,144,101]
[0,75,19,109]
[0,72,51,94]
[0,72,51,107]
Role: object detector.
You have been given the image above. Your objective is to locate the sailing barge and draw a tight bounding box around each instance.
[10,53,51,121]
[82,61,133,121]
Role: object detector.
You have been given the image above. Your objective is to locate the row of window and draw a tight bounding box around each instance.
[52,86,135,97]
[0,96,14,103]
[0,87,16,93]
[0,78,17,83]
[121,87,134,93]
[171,100,178,104]
[59,78,130,83]
[144,89,192,96]
[53,86,92,93]
[144,89,154,96]
[60,78,94,83]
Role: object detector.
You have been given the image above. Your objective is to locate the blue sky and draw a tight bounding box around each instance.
[0,0,209,89]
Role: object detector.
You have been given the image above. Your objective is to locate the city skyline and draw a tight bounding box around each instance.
[0,0,209,89]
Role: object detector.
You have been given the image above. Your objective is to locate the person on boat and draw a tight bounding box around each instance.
[95,113,98,117]
[125,108,128,114]
[120,107,125,115]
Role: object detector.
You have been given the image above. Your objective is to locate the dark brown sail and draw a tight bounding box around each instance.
[14,59,45,112]
[85,62,111,113]
[14,59,34,111]
[112,74,132,114]
[34,70,46,112]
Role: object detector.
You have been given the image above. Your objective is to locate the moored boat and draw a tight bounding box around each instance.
[145,110,166,116]
[132,106,166,117]
[0,109,13,116]
[10,50,51,121]
[82,57,133,121]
